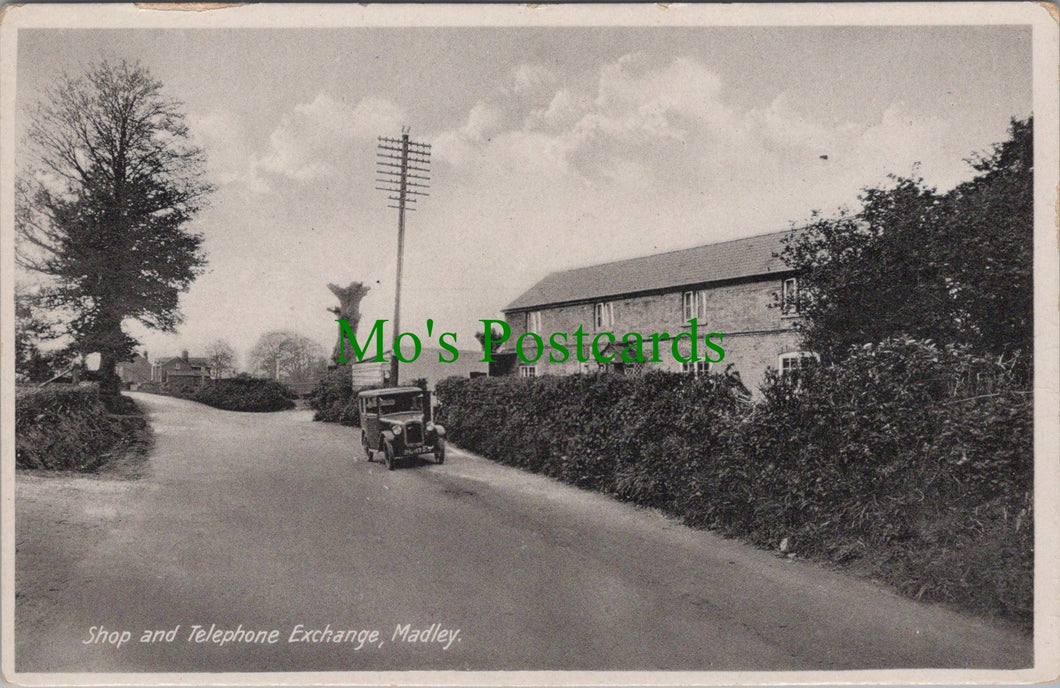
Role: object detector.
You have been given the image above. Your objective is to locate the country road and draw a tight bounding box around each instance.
[14,392,1030,673]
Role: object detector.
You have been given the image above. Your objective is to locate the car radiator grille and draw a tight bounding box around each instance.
[405,422,423,445]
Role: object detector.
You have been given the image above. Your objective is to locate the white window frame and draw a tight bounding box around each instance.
[682,290,707,322]
[518,365,537,378]
[525,311,542,334]
[593,302,614,329]
[782,277,799,316]
[778,351,818,377]
[682,360,710,376]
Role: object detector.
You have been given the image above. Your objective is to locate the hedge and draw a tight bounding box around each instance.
[16,386,148,471]
[139,376,295,412]
[306,368,427,426]
[188,377,295,412]
[306,366,361,425]
[435,337,1032,625]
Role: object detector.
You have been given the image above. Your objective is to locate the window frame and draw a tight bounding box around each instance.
[682,290,707,323]
[518,365,537,378]
[778,351,818,377]
[682,359,711,377]
[593,302,614,329]
[782,277,799,316]
[525,311,542,334]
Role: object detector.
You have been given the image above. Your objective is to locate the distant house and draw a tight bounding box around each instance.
[116,351,152,388]
[152,350,212,385]
[350,346,489,391]
[501,229,813,392]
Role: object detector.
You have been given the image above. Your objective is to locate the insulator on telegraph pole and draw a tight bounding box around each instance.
[376,127,431,386]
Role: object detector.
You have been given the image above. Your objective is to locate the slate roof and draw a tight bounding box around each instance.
[165,369,212,377]
[505,229,797,312]
[155,356,211,368]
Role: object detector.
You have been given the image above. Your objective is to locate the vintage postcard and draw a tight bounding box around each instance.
[1,3,1057,686]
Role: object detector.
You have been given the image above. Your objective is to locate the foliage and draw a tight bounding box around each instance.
[248,330,327,384]
[16,386,147,471]
[139,375,295,412]
[436,371,747,501]
[942,117,1033,374]
[436,342,1032,625]
[780,118,1032,381]
[307,367,428,426]
[16,60,212,396]
[474,324,505,353]
[306,366,361,425]
[15,287,73,383]
[188,376,295,412]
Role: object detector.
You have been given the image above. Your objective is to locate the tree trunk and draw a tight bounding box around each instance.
[98,349,122,398]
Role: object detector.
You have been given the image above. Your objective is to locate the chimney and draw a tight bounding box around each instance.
[182,350,189,362]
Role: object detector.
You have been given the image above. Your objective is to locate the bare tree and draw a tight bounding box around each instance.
[248,331,326,383]
[16,60,212,397]
[204,339,237,379]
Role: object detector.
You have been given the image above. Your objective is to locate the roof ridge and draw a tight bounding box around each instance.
[547,227,797,275]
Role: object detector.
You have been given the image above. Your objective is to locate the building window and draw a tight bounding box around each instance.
[594,302,614,329]
[682,360,710,376]
[525,311,542,334]
[782,277,799,315]
[682,290,706,322]
[778,351,818,378]
[519,365,536,378]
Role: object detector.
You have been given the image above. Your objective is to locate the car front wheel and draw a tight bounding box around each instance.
[383,442,395,471]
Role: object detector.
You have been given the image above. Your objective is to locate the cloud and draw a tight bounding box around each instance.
[241,93,407,191]
[426,50,974,281]
[188,108,256,187]
[509,63,557,95]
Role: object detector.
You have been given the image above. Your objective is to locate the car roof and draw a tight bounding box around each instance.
[356,386,425,399]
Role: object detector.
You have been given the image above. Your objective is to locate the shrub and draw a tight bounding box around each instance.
[306,366,359,425]
[709,337,1032,622]
[188,376,295,412]
[436,370,747,506]
[307,367,428,426]
[15,386,147,471]
[435,338,1032,626]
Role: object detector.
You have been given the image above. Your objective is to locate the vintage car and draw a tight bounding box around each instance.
[356,386,446,470]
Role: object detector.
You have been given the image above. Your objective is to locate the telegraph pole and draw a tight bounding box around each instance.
[376,127,430,386]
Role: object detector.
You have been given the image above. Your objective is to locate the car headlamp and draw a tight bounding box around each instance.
[392,425,403,435]
[426,422,435,433]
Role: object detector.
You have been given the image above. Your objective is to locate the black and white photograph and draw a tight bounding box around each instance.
[1,3,1058,685]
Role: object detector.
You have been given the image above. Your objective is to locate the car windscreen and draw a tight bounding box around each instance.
[377,394,423,413]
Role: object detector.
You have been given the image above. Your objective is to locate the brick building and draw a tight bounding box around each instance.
[500,229,815,393]
[116,351,152,388]
[151,350,212,385]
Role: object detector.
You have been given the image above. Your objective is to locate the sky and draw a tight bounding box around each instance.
[14,24,1032,370]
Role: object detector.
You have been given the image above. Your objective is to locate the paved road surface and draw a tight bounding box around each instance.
[15,393,1030,673]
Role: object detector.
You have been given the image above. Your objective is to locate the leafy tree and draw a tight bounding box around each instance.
[204,339,238,379]
[14,286,79,383]
[940,117,1033,376]
[16,60,212,397]
[780,117,1032,380]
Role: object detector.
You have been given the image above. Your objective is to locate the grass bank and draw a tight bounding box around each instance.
[16,385,150,472]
